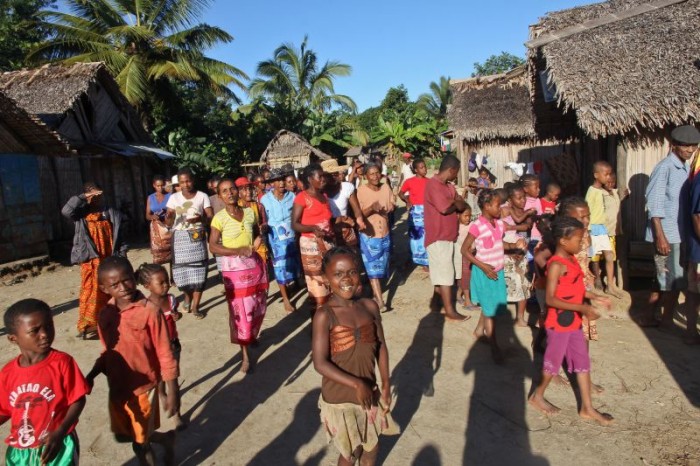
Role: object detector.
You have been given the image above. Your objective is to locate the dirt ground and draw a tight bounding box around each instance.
[1,208,699,466]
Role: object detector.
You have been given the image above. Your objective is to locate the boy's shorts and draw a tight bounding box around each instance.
[5,431,79,466]
[109,387,160,444]
[588,233,612,257]
[590,236,617,262]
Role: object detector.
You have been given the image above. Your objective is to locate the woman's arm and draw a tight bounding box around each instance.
[545,261,598,318]
[61,194,88,221]
[165,208,176,227]
[207,225,252,257]
[145,196,156,222]
[312,308,373,410]
[347,192,367,230]
[203,206,214,225]
[292,203,320,235]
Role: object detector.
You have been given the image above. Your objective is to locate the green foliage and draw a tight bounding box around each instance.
[472,51,524,77]
[32,0,248,110]
[248,36,356,135]
[0,0,55,71]
[417,76,451,120]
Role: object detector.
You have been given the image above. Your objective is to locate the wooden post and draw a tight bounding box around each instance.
[616,138,628,290]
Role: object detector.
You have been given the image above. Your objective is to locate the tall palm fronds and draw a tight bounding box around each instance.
[248,36,356,132]
[30,0,248,108]
[417,76,452,119]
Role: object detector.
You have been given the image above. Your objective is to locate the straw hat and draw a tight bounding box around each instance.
[321,159,348,173]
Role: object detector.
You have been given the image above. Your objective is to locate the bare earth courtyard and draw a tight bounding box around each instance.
[1,214,699,466]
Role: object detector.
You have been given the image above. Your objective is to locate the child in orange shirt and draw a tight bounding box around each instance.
[87,256,180,465]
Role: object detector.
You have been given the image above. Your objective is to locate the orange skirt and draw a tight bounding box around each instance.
[78,257,109,332]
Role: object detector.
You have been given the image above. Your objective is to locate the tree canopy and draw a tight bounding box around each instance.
[0,0,55,71]
[472,51,524,77]
[31,0,248,111]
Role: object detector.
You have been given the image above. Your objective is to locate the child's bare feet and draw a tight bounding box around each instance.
[552,374,571,387]
[515,318,528,328]
[528,393,561,415]
[472,326,485,340]
[579,406,614,426]
[283,300,296,313]
[240,359,250,374]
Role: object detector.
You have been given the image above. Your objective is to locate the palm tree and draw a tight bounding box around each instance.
[248,36,356,132]
[30,0,247,111]
[417,76,452,119]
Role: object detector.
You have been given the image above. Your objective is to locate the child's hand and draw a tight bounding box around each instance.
[253,236,262,250]
[354,381,373,411]
[356,217,367,231]
[481,264,498,280]
[591,296,612,311]
[40,430,65,464]
[164,388,180,418]
[381,384,392,413]
[583,305,601,321]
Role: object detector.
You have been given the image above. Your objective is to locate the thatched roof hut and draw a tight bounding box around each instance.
[0,62,174,255]
[448,66,534,143]
[0,62,152,149]
[260,129,331,169]
[526,0,700,140]
[0,91,69,155]
[447,66,579,188]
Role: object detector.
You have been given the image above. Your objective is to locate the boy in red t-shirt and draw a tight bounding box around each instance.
[0,299,89,465]
[540,182,561,215]
[87,256,180,465]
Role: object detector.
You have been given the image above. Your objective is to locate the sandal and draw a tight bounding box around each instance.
[193,310,205,320]
[589,324,599,341]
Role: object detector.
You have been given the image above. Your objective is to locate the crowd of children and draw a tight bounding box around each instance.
[1,157,633,466]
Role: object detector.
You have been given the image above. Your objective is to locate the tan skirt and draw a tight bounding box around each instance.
[300,235,333,299]
[318,395,399,461]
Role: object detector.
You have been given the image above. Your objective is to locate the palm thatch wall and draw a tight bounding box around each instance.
[260,129,331,169]
[448,66,535,142]
[526,0,700,140]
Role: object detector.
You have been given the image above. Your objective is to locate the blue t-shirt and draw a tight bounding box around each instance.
[688,175,700,263]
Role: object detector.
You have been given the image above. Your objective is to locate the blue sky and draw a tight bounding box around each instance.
[58,0,591,111]
[200,0,588,110]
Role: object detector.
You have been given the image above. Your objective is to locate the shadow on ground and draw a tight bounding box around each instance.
[462,316,549,466]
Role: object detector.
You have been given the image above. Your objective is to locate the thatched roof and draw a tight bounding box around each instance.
[527,0,700,138]
[448,66,535,142]
[344,146,365,157]
[260,130,332,165]
[0,91,70,155]
[0,62,148,140]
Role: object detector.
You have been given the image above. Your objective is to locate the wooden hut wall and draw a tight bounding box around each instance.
[617,135,669,242]
[39,155,159,248]
[0,154,49,263]
[461,139,581,192]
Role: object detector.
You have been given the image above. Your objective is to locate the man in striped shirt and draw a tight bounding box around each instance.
[643,125,698,329]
